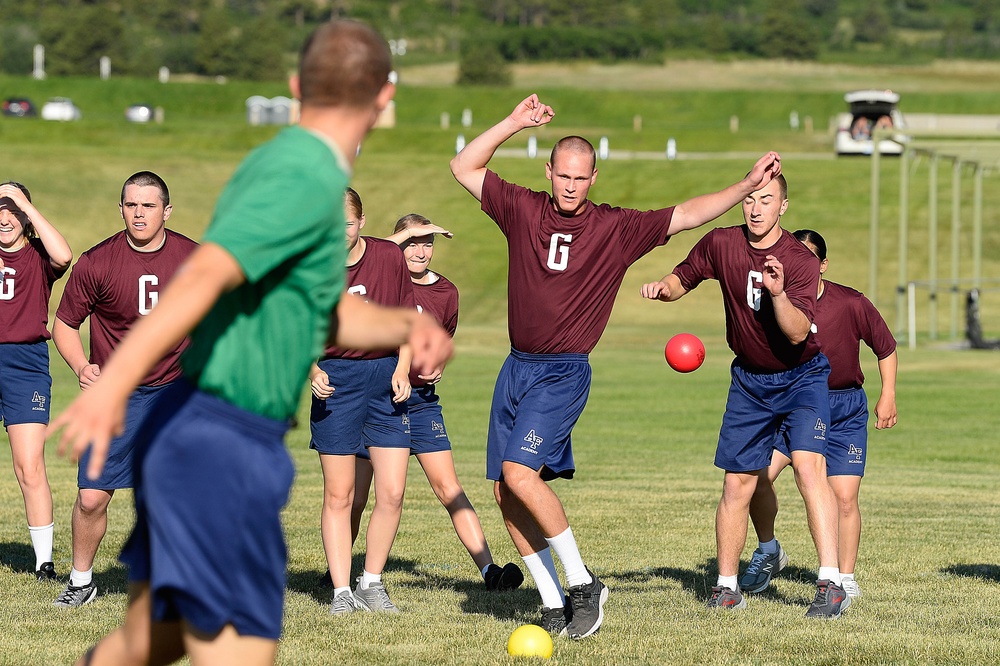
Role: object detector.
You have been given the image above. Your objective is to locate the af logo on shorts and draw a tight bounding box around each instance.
[813,418,827,441]
[848,444,864,463]
[520,430,543,455]
[431,420,446,438]
[31,391,46,412]
[401,413,411,434]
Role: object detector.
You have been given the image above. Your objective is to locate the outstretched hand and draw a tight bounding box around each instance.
[49,382,127,481]
[510,94,554,130]
[745,152,782,191]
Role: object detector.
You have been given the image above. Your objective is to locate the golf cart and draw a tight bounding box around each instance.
[835,90,905,156]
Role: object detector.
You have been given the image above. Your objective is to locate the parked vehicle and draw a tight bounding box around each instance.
[835,90,905,156]
[40,97,82,122]
[125,104,154,123]
[2,98,37,118]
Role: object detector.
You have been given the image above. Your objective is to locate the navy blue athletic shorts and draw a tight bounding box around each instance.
[486,349,591,482]
[78,383,172,490]
[0,341,50,426]
[119,380,293,640]
[715,353,831,473]
[309,356,409,455]
[774,386,868,477]
[407,385,451,455]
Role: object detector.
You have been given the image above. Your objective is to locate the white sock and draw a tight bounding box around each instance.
[717,575,738,591]
[480,564,492,579]
[522,549,565,610]
[28,523,54,570]
[360,570,381,589]
[759,538,779,554]
[841,572,855,580]
[334,585,351,596]
[818,567,842,586]
[545,527,592,588]
[70,567,93,587]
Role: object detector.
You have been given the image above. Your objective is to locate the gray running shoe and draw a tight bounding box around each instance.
[330,589,364,615]
[354,577,400,613]
[565,568,608,640]
[841,578,862,598]
[540,605,571,636]
[53,582,97,608]
[706,586,746,609]
[805,579,851,619]
[739,544,789,593]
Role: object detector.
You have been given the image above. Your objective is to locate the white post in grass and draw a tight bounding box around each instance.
[159,67,170,84]
[527,135,537,159]
[666,138,677,161]
[598,136,609,160]
[100,56,111,80]
[33,44,45,80]
[455,134,465,154]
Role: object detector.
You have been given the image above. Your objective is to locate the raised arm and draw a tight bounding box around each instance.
[640,273,688,303]
[668,152,782,234]
[449,94,554,202]
[0,183,72,271]
[383,223,453,245]
[762,255,812,345]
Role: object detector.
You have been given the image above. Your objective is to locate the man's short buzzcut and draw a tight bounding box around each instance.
[550,136,596,173]
[298,20,392,109]
[121,171,170,206]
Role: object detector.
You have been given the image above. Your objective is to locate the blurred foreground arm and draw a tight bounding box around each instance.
[333,293,453,378]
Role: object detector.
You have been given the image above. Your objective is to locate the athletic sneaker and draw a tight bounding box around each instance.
[484,562,525,592]
[738,544,789,593]
[565,568,608,640]
[329,589,364,616]
[53,582,97,608]
[540,605,571,636]
[805,579,851,619]
[706,586,747,610]
[354,577,400,613]
[35,562,56,582]
[841,578,862,598]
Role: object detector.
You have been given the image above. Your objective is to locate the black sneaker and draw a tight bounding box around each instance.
[484,562,524,591]
[805,579,851,619]
[53,582,97,608]
[706,586,747,610]
[540,605,571,636]
[35,562,57,582]
[739,543,789,593]
[565,568,608,640]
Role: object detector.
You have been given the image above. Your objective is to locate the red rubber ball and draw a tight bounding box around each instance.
[664,333,705,373]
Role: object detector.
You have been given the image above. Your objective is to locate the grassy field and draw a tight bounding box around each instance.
[1,61,1000,664]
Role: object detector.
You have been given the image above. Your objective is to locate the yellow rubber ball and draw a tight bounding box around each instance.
[506,624,553,659]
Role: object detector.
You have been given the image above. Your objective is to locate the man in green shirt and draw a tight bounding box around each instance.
[50,20,452,666]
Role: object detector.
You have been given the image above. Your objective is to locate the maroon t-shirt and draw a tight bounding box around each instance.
[324,236,415,360]
[55,230,198,386]
[409,272,459,387]
[673,226,821,372]
[0,238,64,344]
[481,170,674,354]
[814,280,896,390]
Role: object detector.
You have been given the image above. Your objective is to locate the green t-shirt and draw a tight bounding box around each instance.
[182,126,349,420]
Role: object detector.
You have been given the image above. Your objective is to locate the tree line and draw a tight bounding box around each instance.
[0,0,997,83]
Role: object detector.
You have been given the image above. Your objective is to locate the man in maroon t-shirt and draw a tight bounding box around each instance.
[450,93,784,639]
[51,171,198,608]
[641,175,850,619]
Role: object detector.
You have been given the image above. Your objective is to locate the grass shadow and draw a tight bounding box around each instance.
[0,541,36,575]
[607,557,819,607]
[286,553,422,605]
[942,564,1000,583]
[94,562,130,596]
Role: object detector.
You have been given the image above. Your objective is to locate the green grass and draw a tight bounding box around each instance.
[2,64,1000,664]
